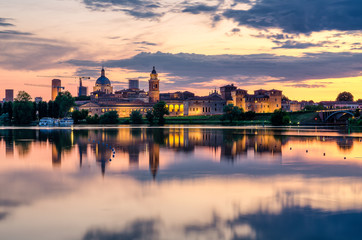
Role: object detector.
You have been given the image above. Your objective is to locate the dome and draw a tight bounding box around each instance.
[96,76,111,85]
[96,67,111,85]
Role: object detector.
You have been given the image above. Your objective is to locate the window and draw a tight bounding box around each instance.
[277,104,279,107]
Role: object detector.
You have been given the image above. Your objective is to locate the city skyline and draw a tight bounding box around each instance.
[0,0,361,101]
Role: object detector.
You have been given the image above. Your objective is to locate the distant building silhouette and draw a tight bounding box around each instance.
[5,89,13,102]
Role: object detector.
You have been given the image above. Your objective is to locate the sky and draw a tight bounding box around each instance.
[0,0,361,101]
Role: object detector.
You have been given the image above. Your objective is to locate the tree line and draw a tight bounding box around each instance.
[0,91,75,124]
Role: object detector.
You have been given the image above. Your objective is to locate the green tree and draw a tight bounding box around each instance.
[304,104,326,111]
[152,101,169,125]
[3,102,13,119]
[146,110,154,124]
[0,113,10,125]
[99,111,119,124]
[15,91,32,102]
[72,109,89,124]
[222,104,242,123]
[244,111,256,120]
[336,91,354,102]
[270,109,291,126]
[130,110,143,124]
[86,114,100,124]
[55,91,75,118]
[38,101,48,118]
[13,91,34,124]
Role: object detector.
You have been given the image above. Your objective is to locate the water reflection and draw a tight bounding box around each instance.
[0,127,362,240]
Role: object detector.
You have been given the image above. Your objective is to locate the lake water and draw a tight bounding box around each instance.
[0,126,362,240]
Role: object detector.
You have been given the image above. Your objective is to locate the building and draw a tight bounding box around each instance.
[184,91,225,116]
[319,101,361,109]
[282,100,302,112]
[5,89,13,102]
[129,79,139,90]
[231,88,282,113]
[220,84,237,103]
[35,97,43,103]
[93,68,113,94]
[51,79,62,101]
[149,66,160,103]
[78,78,88,97]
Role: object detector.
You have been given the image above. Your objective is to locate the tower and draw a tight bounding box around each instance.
[78,78,88,97]
[93,67,113,94]
[5,89,14,102]
[148,66,160,103]
[51,79,61,101]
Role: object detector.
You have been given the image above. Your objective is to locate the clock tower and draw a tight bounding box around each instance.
[149,66,160,103]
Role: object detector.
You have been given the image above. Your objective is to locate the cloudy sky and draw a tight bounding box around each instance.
[0,0,361,101]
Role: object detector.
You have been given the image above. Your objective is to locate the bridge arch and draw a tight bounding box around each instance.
[325,110,354,122]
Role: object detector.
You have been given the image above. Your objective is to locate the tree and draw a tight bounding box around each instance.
[13,91,34,124]
[152,101,169,125]
[0,113,10,125]
[146,110,154,124]
[2,102,13,119]
[15,91,32,102]
[38,101,48,119]
[55,91,75,118]
[99,111,119,124]
[86,114,100,124]
[282,95,290,101]
[130,110,143,124]
[336,91,354,102]
[270,109,290,126]
[72,109,89,124]
[244,111,256,120]
[222,104,242,123]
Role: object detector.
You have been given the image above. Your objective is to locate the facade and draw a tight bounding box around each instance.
[51,79,62,101]
[5,89,13,102]
[184,91,225,116]
[231,88,282,113]
[282,100,302,112]
[220,84,237,103]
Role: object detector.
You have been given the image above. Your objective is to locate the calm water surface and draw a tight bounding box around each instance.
[0,126,362,240]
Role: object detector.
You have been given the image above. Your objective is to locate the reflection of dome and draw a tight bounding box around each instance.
[96,76,111,85]
[96,67,111,85]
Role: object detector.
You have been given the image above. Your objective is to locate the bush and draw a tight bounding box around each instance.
[222,104,243,123]
[146,110,154,124]
[72,109,89,124]
[271,109,291,126]
[99,111,119,124]
[244,111,256,120]
[130,110,143,124]
[86,114,100,124]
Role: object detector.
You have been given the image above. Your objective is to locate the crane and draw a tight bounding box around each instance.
[24,83,65,90]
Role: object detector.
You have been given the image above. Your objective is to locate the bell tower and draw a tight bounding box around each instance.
[149,66,160,103]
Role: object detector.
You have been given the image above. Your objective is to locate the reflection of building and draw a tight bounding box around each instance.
[149,143,160,179]
[51,79,62,101]
[5,89,14,102]
[52,144,61,167]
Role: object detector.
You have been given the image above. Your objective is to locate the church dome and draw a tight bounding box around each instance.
[96,67,111,85]
[96,76,111,85]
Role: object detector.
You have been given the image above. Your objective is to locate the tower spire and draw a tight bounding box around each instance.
[101,67,105,77]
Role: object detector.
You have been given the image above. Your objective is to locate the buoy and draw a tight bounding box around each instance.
[344,157,346,159]
[306,150,308,153]
[290,147,292,150]
[323,153,325,156]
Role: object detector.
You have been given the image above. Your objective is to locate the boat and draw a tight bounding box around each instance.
[39,117,55,126]
[59,117,74,126]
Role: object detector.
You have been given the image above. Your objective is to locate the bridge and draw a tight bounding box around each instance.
[318,109,355,123]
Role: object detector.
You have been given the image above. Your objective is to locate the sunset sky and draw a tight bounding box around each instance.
[0,0,361,101]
